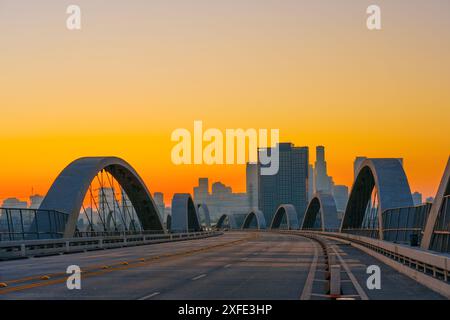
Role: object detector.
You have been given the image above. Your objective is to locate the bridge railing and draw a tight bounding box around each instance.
[73,230,183,238]
[0,208,68,241]
[0,230,221,260]
[295,230,450,285]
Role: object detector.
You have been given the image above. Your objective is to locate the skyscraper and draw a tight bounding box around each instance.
[258,142,309,224]
[314,146,332,193]
[193,178,209,203]
[153,192,165,219]
[332,185,349,214]
[193,178,251,222]
[308,164,314,201]
[246,163,259,209]
[29,194,44,209]
[412,192,423,206]
[1,198,27,208]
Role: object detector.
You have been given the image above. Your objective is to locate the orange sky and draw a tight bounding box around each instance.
[0,0,449,205]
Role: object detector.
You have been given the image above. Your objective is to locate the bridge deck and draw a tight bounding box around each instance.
[0,232,445,300]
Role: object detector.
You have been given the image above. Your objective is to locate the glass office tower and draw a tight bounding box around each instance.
[258,143,309,225]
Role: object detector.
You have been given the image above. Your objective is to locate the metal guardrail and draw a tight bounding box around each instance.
[0,208,68,241]
[0,231,221,260]
[296,231,450,284]
[72,229,206,238]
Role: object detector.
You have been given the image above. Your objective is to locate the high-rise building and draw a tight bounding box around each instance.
[211,182,231,196]
[98,187,115,212]
[1,198,28,208]
[193,178,250,222]
[153,192,165,219]
[29,194,44,209]
[314,146,328,192]
[332,185,349,214]
[258,142,309,224]
[412,192,423,206]
[193,178,209,203]
[246,163,259,209]
[314,146,333,193]
[308,164,314,201]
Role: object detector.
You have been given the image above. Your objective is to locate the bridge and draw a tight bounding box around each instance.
[0,156,449,300]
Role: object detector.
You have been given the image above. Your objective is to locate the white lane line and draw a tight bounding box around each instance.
[138,292,160,300]
[332,247,369,300]
[192,274,207,281]
[300,237,319,300]
[224,264,232,268]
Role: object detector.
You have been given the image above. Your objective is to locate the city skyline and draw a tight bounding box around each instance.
[0,147,443,206]
[1,0,450,305]
[1,0,449,204]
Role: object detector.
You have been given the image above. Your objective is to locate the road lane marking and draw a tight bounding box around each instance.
[300,238,319,300]
[332,247,369,300]
[138,292,160,300]
[224,264,232,268]
[192,274,207,281]
[311,293,360,299]
[0,234,257,295]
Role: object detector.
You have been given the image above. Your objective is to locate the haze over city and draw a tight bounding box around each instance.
[1,0,449,203]
[0,0,449,306]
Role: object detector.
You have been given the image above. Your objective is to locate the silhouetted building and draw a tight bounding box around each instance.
[29,194,44,209]
[246,163,259,209]
[1,198,27,208]
[332,185,349,217]
[153,192,165,219]
[308,164,314,201]
[314,146,332,193]
[193,179,251,222]
[258,142,309,224]
[412,192,423,206]
[194,178,209,203]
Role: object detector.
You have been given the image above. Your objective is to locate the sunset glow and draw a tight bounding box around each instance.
[1,0,449,204]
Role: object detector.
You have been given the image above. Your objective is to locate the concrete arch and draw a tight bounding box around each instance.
[39,157,165,237]
[340,158,413,240]
[421,157,450,250]
[170,194,201,233]
[216,214,239,230]
[242,210,267,230]
[197,203,211,228]
[270,204,299,230]
[301,193,340,231]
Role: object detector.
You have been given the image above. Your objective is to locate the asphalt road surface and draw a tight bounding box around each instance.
[0,232,445,300]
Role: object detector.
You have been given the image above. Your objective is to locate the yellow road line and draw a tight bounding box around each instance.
[0,234,257,295]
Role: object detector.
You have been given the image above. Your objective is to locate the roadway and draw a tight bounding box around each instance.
[0,232,445,300]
